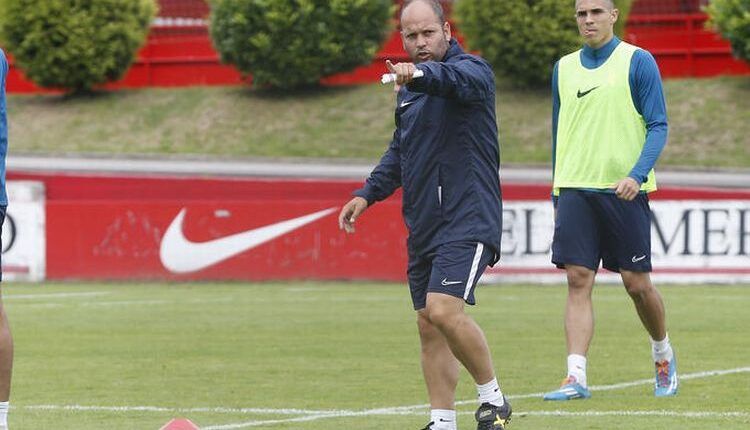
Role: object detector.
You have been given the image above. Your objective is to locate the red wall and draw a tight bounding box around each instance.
[625,13,750,77]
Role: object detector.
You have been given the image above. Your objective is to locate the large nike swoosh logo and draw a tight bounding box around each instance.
[160,207,336,273]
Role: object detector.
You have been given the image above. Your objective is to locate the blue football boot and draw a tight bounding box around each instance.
[543,376,592,401]
[654,356,678,397]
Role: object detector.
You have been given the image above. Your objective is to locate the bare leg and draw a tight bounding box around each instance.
[620,270,667,341]
[417,309,459,409]
[424,293,495,385]
[564,265,596,356]
[0,291,12,401]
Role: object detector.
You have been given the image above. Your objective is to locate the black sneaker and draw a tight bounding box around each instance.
[475,397,512,430]
[420,421,435,430]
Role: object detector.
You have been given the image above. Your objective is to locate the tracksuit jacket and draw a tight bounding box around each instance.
[354,39,502,262]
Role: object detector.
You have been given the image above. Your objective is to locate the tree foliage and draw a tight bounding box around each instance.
[210,0,393,89]
[455,0,581,87]
[706,0,750,65]
[0,0,156,93]
[455,0,634,87]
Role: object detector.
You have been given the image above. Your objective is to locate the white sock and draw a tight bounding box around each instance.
[651,333,674,362]
[0,401,8,428]
[477,377,504,407]
[567,354,588,388]
[430,409,456,430]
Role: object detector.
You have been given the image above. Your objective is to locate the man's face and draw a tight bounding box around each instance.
[575,0,618,49]
[400,1,451,63]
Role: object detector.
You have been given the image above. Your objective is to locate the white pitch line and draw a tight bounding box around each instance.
[452,366,750,405]
[18,366,750,429]
[517,410,750,418]
[203,366,750,430]
[79,300,170,307]
[201,409,750,430]
[6,292,109,300]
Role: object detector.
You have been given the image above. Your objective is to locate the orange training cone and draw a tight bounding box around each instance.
[159,418,200,430]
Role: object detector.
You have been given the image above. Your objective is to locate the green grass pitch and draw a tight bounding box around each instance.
[5,282,750,429]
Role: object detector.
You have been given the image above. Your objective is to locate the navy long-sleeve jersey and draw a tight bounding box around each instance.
[354,40,502,261]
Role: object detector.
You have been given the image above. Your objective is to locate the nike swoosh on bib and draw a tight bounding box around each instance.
[160,207,336,273]
[577,86,599,98]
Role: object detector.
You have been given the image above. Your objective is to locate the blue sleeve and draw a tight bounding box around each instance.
[407,57,494,103]
[551,61,560,207]
[353,129,402,206]
[628,49,668,184]
[0,50,6,80]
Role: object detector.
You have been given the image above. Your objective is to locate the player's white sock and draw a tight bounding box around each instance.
[477,377,504,407]
[430,409,457,430]
[0,401,8,429]
[651,333,674,362]
[567,354,588,388]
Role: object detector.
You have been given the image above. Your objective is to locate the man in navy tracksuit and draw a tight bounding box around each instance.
[338,1,510,429]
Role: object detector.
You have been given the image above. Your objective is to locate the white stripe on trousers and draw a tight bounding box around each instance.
[464,243,484,300]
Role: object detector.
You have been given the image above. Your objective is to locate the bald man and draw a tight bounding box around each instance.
[339,1,512,428]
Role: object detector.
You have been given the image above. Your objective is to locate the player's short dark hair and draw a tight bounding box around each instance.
[401,0,445,24]
[575,0,616,9]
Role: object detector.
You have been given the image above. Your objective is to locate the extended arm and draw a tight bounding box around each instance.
[407,57,495,103]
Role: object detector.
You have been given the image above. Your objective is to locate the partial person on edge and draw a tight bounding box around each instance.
[0,47,14,429]
[338,1,511,429]
[543,0,678,401]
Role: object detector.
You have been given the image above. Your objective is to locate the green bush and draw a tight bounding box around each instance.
[0,0,156,93]
[455,0,633,87]
[210,0,392,89]
[705,0,750,65]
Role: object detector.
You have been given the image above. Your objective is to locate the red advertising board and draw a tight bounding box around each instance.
[7,171,750,282]
[9,173,410,281]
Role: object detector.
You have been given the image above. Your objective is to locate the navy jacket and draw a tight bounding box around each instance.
[354,39,502,261]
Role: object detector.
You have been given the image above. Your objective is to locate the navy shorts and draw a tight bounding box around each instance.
[552,189,652,273]
[408,241,495,310]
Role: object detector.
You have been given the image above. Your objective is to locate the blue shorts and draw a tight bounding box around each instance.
[552,189,652,273]
[408,241,495,310]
